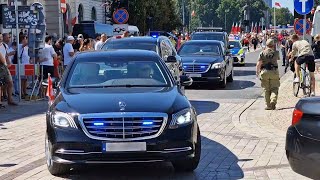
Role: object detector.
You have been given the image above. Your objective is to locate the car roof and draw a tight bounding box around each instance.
[108,36,168,44]
[75,50,161,61]
[183,40,224,45]
[193,32,226,35]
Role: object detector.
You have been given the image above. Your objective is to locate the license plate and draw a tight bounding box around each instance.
[102,142,146,152]
[187,74,201,77]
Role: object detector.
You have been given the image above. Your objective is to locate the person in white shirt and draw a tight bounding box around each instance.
[39,36,57,80]
[94,33,107,50]
[19,35,30,98]
[63,36,75,67]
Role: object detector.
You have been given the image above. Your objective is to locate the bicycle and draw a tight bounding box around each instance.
[293,63,311,97]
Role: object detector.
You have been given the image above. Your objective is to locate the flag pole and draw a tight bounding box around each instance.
[274,7,276,33]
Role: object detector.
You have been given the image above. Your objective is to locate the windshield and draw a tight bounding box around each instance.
[68,60,170,88]
[192,34,224,41]
[229,41,241,48]
[178,43,221,56]
[103,41,157,52]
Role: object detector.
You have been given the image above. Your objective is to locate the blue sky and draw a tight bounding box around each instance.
[273,0,294,13]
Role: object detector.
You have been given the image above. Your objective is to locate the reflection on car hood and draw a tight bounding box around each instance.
[180,56,223,64]
[55,87,189,114]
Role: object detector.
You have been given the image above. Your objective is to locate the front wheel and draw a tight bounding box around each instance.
[172,128,201,172]
[45,134,70,176]
[227,69,234,82]
[219,71,227,88]
[302,72,311,97]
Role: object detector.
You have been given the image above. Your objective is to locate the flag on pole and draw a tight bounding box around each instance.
[71,16,77,26]
[231,22,235,34]
[46,74,55,103]
[238,22,241,33]
[275,2,281,8]
[234,23,238,34]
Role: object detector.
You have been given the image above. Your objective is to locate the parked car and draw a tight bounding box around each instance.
[286,97,320,179]
[72,21,114,39]
[191,32,230,51]
[229,40,246,66]
[101,36,183,82]
[178,40,234,88]
[45,50,200,175]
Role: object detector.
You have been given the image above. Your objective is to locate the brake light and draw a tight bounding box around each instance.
[292,109,303,125]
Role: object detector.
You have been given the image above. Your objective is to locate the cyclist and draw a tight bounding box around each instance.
[289,34,316,96]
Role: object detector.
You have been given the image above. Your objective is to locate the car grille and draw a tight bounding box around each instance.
[183,63,210,73]
[79,113,168,141]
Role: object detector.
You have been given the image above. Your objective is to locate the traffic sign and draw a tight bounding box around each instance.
[294,18,312,35]
[294,0,314,15]
[113,8,129,24]
[2,5,39,29]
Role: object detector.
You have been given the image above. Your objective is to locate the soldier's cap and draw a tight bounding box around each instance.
[266,39,275,46]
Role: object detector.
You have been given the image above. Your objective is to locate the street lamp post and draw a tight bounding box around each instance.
[225,9,229,31]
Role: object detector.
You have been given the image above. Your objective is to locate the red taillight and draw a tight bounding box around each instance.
[292,109,303,125]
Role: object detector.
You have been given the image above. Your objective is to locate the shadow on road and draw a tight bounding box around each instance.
[190,100,219,115]
[234,70,256,76]
[234,62,256,67]
[59,137,243,180]
[0,101,47,124]
[187,80,255,90]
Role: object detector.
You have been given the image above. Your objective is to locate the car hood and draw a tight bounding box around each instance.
[179,55,223,64]
[54,87,190,114]
[231,48,241,55]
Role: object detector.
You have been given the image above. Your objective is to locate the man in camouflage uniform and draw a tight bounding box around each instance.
[256,39,280,110]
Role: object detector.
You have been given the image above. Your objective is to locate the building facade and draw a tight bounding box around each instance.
[1,0,107,37]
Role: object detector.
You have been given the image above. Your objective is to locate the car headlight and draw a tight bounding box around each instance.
[211,63,222,69]
[52,112,78,128]
[169,108,193,129]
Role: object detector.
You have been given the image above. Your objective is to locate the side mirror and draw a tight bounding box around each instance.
[166,56,177,63]
[180,75,193,86]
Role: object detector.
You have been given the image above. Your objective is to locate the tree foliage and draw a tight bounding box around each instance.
[175,0,268,32]
[128,0,181,33]
[270,8,294,26]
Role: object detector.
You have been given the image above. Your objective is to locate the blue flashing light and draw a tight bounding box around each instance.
[200,65,206,69]
[152,35,158,38]
[93,122,104,126]
[183,66,187,69]
[142,121,154,125]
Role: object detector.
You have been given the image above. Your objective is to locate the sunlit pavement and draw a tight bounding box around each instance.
[0,49,313,179]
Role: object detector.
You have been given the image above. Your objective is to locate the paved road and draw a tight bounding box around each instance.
[0,49,305,180]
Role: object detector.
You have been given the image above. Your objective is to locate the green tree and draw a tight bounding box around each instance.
[216,0,242,32]
[270,8,294,26]
[128,0,181,33]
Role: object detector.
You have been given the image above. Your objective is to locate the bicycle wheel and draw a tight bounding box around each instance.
[293,74,300,97]
[302,72,311,97]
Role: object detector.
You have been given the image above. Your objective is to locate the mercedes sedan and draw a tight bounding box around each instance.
[178,40,234,88]
[45,50,200,175]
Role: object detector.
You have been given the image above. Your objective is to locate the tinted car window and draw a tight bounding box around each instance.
[192,34,225,41]
[160,40,171,59]
[178,43,221,56]
[229,41,241,48]
[69,60,169,88]
[103,41,157,52]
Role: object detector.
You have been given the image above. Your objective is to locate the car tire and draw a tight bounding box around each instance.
[45,134,70,176]
[172,127,201,172]
[227,69,234,82]
[219,71,227,88]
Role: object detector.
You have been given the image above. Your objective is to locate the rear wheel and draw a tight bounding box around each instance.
[45,134,70,176]
[293,74,300,97]
[302,72,311,97]
[172,128,201,172]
